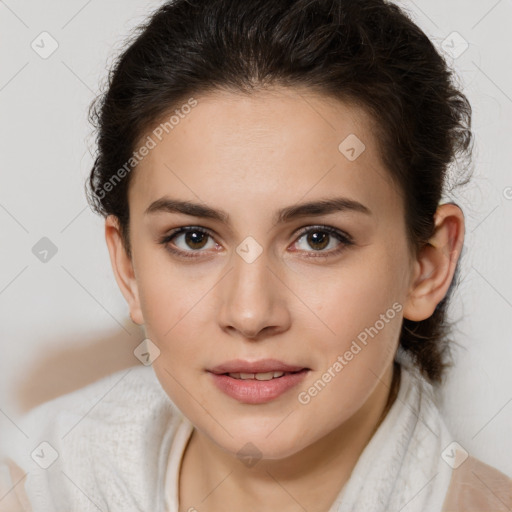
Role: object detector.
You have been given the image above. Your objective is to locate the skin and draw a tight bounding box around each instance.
[105,87,465,512]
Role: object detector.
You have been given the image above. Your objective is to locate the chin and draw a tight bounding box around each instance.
[209,422,309,461]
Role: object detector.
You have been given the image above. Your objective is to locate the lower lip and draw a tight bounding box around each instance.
[208,369,309,404]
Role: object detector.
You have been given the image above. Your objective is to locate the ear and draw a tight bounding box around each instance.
[402,203,465,322]
[104,215,144,325]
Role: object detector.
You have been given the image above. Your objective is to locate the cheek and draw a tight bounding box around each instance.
[139,281,205,353]
[294,277,402,428]
[295,249,404,398]
[296,250,402,339]
[135,259,220,374]
[135,240,206,322]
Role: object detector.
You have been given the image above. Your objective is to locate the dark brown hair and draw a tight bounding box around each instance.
[86,0,473,384]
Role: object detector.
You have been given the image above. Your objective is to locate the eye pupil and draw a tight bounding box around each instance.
[307,231,329,251]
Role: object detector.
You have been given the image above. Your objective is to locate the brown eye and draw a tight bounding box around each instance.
[292,226,354,257]
[159,226,217,258]
[304,231,330,251]
[181,230,209,250]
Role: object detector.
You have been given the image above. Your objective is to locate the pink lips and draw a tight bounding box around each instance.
[207,359,310,404]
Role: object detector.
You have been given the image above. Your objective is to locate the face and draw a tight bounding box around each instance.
[111,87,418,459]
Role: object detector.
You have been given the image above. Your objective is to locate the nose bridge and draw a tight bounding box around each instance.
[218,243,290,339]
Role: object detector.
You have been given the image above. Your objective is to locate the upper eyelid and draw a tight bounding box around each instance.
[295,225,353,241]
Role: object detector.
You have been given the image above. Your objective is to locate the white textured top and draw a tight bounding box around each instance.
[1,365,183,511]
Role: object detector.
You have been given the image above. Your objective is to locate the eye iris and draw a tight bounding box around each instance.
[185,231,208,249]
[307,231,329,251]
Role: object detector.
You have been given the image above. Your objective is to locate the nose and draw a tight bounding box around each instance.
[217,250,291,341]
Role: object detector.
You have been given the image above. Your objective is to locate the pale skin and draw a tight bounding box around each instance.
[105,87,465,512]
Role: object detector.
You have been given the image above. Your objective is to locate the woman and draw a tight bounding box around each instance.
[1,0,511,510]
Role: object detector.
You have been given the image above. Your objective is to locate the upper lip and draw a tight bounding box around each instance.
[208,359,308,375]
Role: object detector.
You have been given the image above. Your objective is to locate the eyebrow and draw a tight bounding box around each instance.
[144,196,372,226]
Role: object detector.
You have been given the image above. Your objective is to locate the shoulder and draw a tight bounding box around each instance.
[0,365,183,511]
[442,455,512,512]
[6,364,176,448]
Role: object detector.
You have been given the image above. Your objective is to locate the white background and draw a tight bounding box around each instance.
[1,0,511,476]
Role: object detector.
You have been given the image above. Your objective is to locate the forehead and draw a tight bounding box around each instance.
[128,87,400,222]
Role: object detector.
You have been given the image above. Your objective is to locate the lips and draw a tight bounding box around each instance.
[208,358,308,375]
[209,368,310,404]
[207,358,311,404]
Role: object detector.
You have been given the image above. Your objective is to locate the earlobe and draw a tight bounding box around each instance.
[402,203,465,322]
[104,215,144,325]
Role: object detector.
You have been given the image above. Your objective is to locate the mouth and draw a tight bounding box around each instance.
[219,369,307,381]
[207,361,310,404]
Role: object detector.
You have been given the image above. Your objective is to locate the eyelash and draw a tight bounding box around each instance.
[158,225,354,260]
